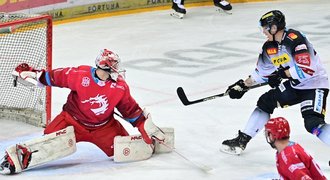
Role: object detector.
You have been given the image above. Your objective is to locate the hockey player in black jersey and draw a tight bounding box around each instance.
[214,0,232,11]
[171,0,186,19]
[171,0,232,19]
[221,10,330,155]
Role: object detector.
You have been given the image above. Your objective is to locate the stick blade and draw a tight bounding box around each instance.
[176,87,190,106]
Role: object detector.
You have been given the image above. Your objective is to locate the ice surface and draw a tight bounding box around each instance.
[1,0,330,179]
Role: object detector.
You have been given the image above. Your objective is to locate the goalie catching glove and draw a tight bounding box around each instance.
[226,79,249,99]
[132,109,165,145]
[12,63,44,87]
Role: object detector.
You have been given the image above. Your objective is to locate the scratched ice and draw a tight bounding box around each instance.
[1,0,330,179]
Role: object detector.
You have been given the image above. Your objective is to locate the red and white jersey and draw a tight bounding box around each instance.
[41,65,143,127]
[276,142,327,180]
[251,29,329,90]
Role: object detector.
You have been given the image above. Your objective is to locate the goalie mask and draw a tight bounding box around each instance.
[95,49,125,81]
[264,117,290,149]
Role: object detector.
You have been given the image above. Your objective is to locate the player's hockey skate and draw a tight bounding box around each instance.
[214,0,232,15]
[220,130,251,155]
[0,154,16,175]
[171,1,186,19]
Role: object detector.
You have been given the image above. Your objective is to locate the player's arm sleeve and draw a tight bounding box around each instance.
[116,84,144,125]
[288,34,316,82]
[38,67,78,90]
[250,51,277,84]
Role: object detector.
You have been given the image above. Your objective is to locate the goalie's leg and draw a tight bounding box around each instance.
[0,126,76,175]
[114,127,174,162]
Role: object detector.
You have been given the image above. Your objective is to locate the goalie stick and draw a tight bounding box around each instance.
[177,82,268,106]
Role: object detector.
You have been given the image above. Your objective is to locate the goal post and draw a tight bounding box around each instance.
[0,13,52,127]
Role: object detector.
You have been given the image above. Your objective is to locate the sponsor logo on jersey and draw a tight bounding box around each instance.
[81,94,109,115]
[294,44,307,52]
[271,53,290,66]
[295,53,311,66]
[81,77,90,87]
[288,162,306,173]
[266,48,278,55]
[110,82,125,90]
[288,33,298,40]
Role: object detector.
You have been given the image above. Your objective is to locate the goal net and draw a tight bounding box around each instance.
[0,13,52,127]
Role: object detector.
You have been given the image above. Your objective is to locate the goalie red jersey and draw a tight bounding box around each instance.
[40,65,143,127]
[276,143,326,180]
[0,49,168,175]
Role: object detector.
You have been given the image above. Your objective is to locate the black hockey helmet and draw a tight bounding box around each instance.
[259,10,286,35]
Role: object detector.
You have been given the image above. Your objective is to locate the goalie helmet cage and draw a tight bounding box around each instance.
[0,13,52,127]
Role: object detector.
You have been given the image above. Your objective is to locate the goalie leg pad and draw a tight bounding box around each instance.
[4,126,76,174]
[114,135,153,163]
[154,127,174,153]
[114,127,175,162]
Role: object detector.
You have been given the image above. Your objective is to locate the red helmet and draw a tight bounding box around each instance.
[95,49,120,72]
[265,117,290,140]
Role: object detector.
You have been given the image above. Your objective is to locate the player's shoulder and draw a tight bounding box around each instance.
[261,41,278,56]
[115,76,129,88]
[283,29,305,44]
[77,65,93,71]
[70,65,94,75]
[281,142,306,156]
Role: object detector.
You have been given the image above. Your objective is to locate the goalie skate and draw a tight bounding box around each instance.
[0,154,15,175]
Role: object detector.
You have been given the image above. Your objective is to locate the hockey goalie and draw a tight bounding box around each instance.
[0,49,174,175]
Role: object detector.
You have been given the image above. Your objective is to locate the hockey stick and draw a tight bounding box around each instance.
[177,82,268,106]
[153,138,212,173]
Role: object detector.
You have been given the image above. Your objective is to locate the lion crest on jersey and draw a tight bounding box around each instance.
[81,94,109,115]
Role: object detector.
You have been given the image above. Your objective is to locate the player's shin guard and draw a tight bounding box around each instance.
[0,126,76,175]
[220,107,268,155]
[243,107,270,137]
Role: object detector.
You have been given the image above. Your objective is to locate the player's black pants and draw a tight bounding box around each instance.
[257,80,329,133]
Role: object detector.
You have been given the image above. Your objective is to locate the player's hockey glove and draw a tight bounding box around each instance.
[226,79,249,99]
[13,63,45,87]
[267,66,289,88]
[133,110,165,145]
